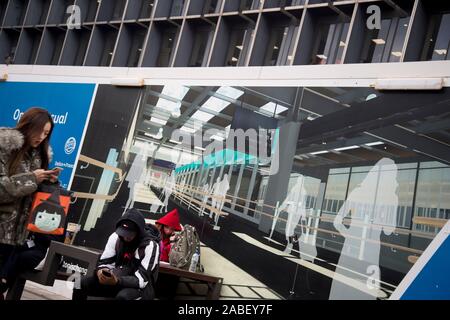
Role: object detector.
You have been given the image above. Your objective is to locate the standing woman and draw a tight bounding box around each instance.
[0,108,59,291]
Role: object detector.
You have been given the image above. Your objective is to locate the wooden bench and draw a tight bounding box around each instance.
[6,242,223,300]
[158,262,223,300]
[6,241,101,300]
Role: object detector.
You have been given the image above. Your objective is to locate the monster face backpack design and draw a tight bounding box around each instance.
[27,187,71,235]
[168,224,204,273]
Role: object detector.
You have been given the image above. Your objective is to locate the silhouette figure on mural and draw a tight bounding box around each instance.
[123,148,148,214]
[149,173,163,214]
[154,172,176,214]
[143,143,154,188]
[210,174,230,230]
[270,176,317,260]
[329,158,398,300]
[271,175,318,299]
[209,177,220,218]
[199,183,211,216]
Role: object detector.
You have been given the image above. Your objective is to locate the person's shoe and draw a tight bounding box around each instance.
[283,243,293,254]
[0,279,8,295]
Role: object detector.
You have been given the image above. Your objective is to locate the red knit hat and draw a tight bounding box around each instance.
[156,209,182,231]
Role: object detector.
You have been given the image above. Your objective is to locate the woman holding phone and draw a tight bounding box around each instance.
[0,107,61,299]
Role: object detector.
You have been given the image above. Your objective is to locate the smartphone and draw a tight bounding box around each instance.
[47,167,63,175]
[102,270,112,277]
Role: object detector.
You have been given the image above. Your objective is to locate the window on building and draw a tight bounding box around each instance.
[0,1,6,25]
[139,0,155,19]
[170,0,186,16]
[413,164,450,234]
[312,22,350,65]
[422,13,450,61]
[348,165,416,228]
[74,29,91,66]
[264,26,285,66]
[38,0,52,24]
[226,27,253,66]
[4,0,29,26]
[86,0,100,22]
[49,29,66,65]
[127,27,147,67]
[264,26,294,66]
[157,28,178,67]
[189,27,212,67]
[98,27,119,66]
[0,29,20,62]
[112,0,127,20]
[17,28,43,64]
[322,170,350,215]
[204,0,221,14]
[240,0,259,11]
[360,16,410,63]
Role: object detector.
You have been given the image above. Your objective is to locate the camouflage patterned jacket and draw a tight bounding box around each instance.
[0,127,52,246]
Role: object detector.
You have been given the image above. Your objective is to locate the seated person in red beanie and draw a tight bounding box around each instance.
[155,209,182,263]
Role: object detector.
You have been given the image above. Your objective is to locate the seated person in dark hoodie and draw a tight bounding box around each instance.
[0,232,64,299]
[72,208,161,300]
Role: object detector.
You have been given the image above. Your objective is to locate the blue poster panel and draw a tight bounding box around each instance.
[0,82,96,188]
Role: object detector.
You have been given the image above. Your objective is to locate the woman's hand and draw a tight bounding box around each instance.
[33,169,50,184]
[47,168,63,183]
[48,175,59,183]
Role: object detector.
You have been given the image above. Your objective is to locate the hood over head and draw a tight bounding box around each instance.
[0,128,24,154]
[155,209,182,232]
[117,208,161,245]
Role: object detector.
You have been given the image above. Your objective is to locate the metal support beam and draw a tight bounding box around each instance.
[298,90,450,148]
[327,1,351,21]
[297,136,375,155]
[414,118,450,134]
[329,150,368,162]
[383,0,409,18]
[259,120,301,233]
[280,8,299,24]
[360,145,398,158]
[231,163,245,211]
[368,126,450,165]
[151,86,215,153]
[243,160,259,216]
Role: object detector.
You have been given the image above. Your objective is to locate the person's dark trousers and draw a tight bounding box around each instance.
[72,275,142,300]
[0,243,14,266]
[0,244,47,294]
[0,243,15,295]
[155,273,179,300]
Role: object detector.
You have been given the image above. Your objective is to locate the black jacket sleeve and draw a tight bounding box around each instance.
[118,241,160,289]
[97,233,119,270]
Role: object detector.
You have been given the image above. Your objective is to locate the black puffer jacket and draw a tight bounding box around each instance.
[97,208,161,299]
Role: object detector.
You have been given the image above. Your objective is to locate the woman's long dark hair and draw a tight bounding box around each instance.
[8,108,54,175]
